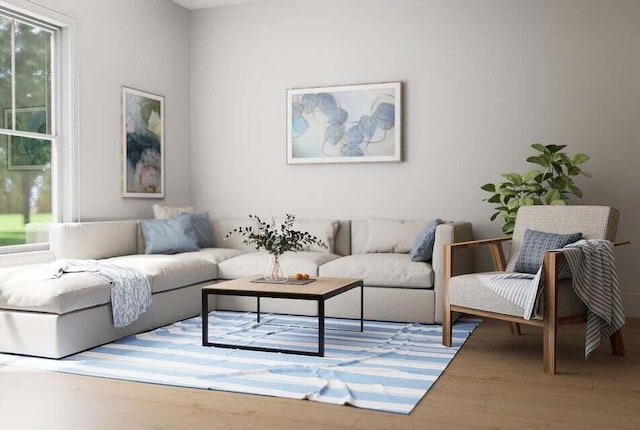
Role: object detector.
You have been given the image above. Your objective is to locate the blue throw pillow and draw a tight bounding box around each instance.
[514,229,582,274]
[179,212,215,248]
[140,216,199,255]
[410,219,443,262]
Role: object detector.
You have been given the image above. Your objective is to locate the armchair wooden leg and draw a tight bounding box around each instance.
[543,318,557,374]
[610,329,625,356]
[443,243,453,347]
[443,304,452,347]
[543,252,559,374]
[510,322,521,335]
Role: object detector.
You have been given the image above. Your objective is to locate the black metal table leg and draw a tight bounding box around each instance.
[318,299,325,356]
[257,296,261,323]
[202,290,209,346]
[360,282,364,332]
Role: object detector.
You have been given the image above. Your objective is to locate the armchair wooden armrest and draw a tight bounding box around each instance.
[445,236,512,272]
[447,236,512,249]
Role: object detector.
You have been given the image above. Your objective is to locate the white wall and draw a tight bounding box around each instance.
[13,0,192,221]
[190,0,640,315]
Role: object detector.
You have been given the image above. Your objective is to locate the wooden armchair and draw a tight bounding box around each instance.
[442,206,628,374]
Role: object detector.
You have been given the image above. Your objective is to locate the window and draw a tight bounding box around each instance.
[0,9,58,250]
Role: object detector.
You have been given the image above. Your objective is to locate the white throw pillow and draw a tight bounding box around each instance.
[272,218,339,254]
[363,218,426,254]
[152,203,194,219]
[295,219,339,254]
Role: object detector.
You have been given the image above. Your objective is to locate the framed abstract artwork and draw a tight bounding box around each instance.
[121,86,165,198]
[287,82,402,164]
[3,107,50,171]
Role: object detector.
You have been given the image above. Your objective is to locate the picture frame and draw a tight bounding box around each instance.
[3,107,50,171]
[121,86,165,198]
[287,82,402,164]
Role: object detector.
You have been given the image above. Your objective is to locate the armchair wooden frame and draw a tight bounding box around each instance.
[442,237,629,374]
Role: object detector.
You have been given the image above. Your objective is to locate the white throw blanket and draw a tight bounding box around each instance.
[51,259,152,328]
[480,239,624,358]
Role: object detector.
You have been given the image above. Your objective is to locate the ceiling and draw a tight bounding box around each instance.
[171,0,266,10]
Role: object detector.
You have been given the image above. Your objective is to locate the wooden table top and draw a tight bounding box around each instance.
[202,276,363,299]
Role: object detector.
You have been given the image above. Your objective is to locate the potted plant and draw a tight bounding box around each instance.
[225,214,327,281]
[481,143,591,234]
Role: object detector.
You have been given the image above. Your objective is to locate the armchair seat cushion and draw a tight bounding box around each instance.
[448,272,586,318]
[319,253,434,289]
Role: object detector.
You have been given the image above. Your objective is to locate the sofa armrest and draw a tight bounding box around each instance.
[433,222,474,324]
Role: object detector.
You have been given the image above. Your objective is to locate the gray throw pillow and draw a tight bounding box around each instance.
[410,219,443,262]
[140,216,199,254]
[514,229,582,274]
[179,212,215,248]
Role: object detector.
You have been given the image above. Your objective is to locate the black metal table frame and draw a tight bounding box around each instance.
[201,280,364,357]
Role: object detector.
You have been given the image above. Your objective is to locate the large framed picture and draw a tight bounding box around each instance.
[287,82,402,164]
[121,86,165,198]
[3,107,50,171]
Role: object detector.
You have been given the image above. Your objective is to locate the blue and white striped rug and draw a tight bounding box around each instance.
[0,311,478,414]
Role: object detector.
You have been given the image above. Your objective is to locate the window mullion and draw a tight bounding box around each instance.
[10,18,15,130]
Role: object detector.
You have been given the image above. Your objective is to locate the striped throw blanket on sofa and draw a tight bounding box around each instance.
[51,259,152,328]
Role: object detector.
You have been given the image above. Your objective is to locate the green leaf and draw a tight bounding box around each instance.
[522,169,541,182]
[490,212,499,221]
[545,189,562,204]
[531,143,549,154]
[507,199,520,210]
[547,144,567,154]
[549,199,567,206]
[497,188,516,197]
[502,220,515,235]
[520,197,535,206]
[502,172,523,186]
[480,183,496,192]
[580,170,592,178]
[568,184,583,198]
[526,155,545,167]
[487,194,502,203]
[573,153,589,164]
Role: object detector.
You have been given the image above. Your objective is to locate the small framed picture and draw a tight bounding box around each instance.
[121,86,165,198]
[287,82,402,164]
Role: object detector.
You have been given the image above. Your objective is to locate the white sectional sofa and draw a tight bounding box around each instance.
[0,218,473,358]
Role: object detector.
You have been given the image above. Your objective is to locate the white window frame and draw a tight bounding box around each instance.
[0,1,78,254]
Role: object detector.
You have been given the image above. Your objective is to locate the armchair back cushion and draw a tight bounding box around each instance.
[505,206,619,272]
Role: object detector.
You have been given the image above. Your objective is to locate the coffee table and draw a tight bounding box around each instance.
[201,276,364,357]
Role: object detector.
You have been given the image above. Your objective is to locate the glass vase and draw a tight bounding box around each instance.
[264,253,287,282]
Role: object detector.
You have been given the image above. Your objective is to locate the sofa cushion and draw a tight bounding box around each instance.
[179,212,215,248]
[0,264,111,314]
[217,251,340,280]
[211,218,260,252]
[107,254,217,293]
[319,253,434,289]
[410,218,443,262]
[290,219,339,254]
[50,221,139,260]
[140,216,200,255]
[363,218,426,254]
[152,203,194,219]
[178,248,244,264]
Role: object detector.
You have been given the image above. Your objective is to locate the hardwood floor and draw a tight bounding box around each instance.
[1,318,638,429]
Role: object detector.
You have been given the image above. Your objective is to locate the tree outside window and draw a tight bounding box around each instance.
[0,14,54,246]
